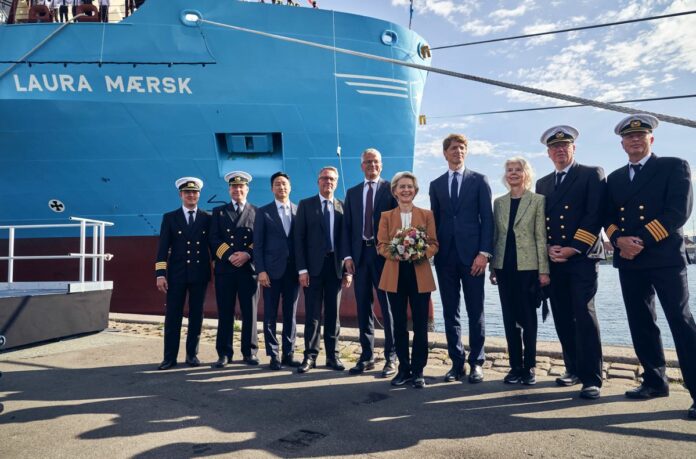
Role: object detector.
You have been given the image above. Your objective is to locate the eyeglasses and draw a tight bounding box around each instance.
[319,176,337,182]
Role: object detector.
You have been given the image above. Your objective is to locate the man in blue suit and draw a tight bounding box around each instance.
[342,148,398,377]
[253,172,302,370]
[429,133,494,383]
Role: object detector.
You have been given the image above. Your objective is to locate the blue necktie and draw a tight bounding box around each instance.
[450,171,459,207]
[323,200,333,253]
[630,164,642,181]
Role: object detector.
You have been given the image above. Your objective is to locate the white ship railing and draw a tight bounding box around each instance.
[0,217,114,290]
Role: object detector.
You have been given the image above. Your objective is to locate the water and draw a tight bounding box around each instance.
[431,264,696,349]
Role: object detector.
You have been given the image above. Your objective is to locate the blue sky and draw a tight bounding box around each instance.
[318,0,696,234]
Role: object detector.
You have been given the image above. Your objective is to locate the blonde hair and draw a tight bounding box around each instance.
[390,171,419,194]
[502,156,534,191]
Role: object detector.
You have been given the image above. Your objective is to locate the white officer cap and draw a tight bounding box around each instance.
[224,171,253,185]
[614,113,659,136]
[175,177,203,191]
[540,125,579,146]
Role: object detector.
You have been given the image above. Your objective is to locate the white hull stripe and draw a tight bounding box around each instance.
[335,73,408,85]
[356,90,408,98]
[345,82,408,91]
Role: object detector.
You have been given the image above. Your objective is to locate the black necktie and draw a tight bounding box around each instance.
[554,171,566,190]
[234,204,241,218]
[364,181,374,240]
[323,200,333,253]
[187,210,194,227]
[450,172,459,206]
[630,164,642,180]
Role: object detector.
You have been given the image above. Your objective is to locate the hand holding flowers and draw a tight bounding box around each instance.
[388,226,429,262]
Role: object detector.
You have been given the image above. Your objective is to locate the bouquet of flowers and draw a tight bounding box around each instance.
[388,226,428,262]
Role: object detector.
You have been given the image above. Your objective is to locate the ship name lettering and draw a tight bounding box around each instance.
[104,75,192,94]
[13,74,93,93]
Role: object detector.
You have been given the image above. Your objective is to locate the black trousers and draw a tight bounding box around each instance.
[387,262,430,375]
[303,255,341,360]
[435,248,486,368]
[619,266,696,399]
[548,260,603,387]
[99,5,108,22]
[262,266,300,359]
[495,269,538,370]
[59,5,68,22]
[354,243,395,363]
[214,271,259,359]
[163,280,207,362]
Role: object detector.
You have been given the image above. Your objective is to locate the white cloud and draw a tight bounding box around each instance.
[460,18,515,36]
[490,0,534,19]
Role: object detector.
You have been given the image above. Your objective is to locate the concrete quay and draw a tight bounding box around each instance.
[0,314,694,458]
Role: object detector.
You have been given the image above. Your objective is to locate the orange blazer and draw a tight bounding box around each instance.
[377,206,439,293]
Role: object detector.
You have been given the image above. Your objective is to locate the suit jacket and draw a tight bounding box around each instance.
[341,178,397,264]
[155,208,211,283]
[535,162,606,261]
[209,202,257,275]
[294,194,344,279]
[491,191,549,273]
[605,154,692,269]
[429,168,493,266]
[377,206,439,293]
[253,200,297,279]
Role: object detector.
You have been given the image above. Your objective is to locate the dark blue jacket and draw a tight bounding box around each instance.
[155,208,211,283]
[253,200,297,279]
[209,202,257,275]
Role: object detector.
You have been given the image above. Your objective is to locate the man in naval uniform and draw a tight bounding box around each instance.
[155,177,211,370]
[605,113,696,420]
[535,125,605,400]
[209,171,259,368]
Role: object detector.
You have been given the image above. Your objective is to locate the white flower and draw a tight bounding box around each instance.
[397,245,405,255]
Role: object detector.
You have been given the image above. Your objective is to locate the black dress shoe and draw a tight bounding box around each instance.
[579,385,601,400]
[349,360,375,375]
[381,361,397,378]
[391,371,413,386]
[521,368,536,386]
[688,403,696,420]
[243,355,260,366]
[504,368,521,384]
[444,366,465,382]
[412,372,426,388]
[157,360,177,371]
[625,384,669,399]
[326,357,346,371]
[468,365,484,384]
[269,358,282,371]
[212,356,231,369]
[281,355,302,367]
[297,357,316,373]
[185,356,200,367]
[555,372,580,386]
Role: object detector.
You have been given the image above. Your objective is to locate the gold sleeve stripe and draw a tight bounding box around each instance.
[645,220,668,241]
[216,243,231,259]
[652,219,669,239]
[606,224,619,239]
[574,233,595,245]
[575,229,597,245]
[155,262,167,270]
[645,222,661,241]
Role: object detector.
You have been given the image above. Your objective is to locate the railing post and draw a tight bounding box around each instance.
[79,219,86,282]
[7,227,14,283]
[99,223,106,282]
[92,224,98,281]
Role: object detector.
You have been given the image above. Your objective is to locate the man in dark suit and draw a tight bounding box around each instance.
[342,148,398,377]
[294,166,351,373]
[209,171,259,368]
[253,171,302,370]
[429,133,494,384]
[536,125,605,400]
[605,114,696,420]
[155,177,211,370]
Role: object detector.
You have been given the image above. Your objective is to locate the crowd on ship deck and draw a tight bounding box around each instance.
[153,113,696,421]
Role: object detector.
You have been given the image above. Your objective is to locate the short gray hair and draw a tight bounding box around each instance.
[361,148,382,162]
[502,156,535,191]
[319,166,339,177]
[390,171,419,194]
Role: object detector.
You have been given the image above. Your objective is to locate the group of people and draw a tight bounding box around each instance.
[154,113,696,420]
[29,0,142,23]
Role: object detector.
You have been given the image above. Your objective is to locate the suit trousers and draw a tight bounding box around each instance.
[387,261,430,374]
[495,269,538,370]
[303,254,341,360]
[163,281,206,362]
[619,266,696,399]
[262,266,300,359]
[548,260,603,387]
[214,270,259,359]
[354,244,395,363]
[435,248,486,368]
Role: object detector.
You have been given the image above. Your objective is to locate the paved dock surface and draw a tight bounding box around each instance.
[1,330,695,458]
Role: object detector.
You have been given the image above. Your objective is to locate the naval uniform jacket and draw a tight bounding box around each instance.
[605,154,693,269]
[535,162,606,260]
[155,208,211,284]
[209,202,257,275]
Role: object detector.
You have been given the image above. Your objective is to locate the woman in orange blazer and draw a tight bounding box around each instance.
[378,171,438,388]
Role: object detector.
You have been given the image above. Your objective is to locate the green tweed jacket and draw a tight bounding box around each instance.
[491,190,549,274]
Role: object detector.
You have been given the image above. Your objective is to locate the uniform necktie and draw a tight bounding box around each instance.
[364,181,374,240]
[630,164,642,180]
[450,171,459,206]
[234,204,241,218]
[280,205,290,236]
[554,171,566,190]
[323,199,333,252]
[187,210,194,227]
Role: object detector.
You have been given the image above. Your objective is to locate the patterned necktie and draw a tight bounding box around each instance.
[450,172,459,206]
[187,210,194,227]
[323,199,333,253]
[364,181,374,240]
[630,164,642,180]
[554,171,566,190]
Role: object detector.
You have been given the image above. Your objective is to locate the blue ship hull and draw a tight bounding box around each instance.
[0,0,429,315]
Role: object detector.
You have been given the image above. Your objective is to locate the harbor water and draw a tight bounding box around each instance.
[431,264,696,349]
